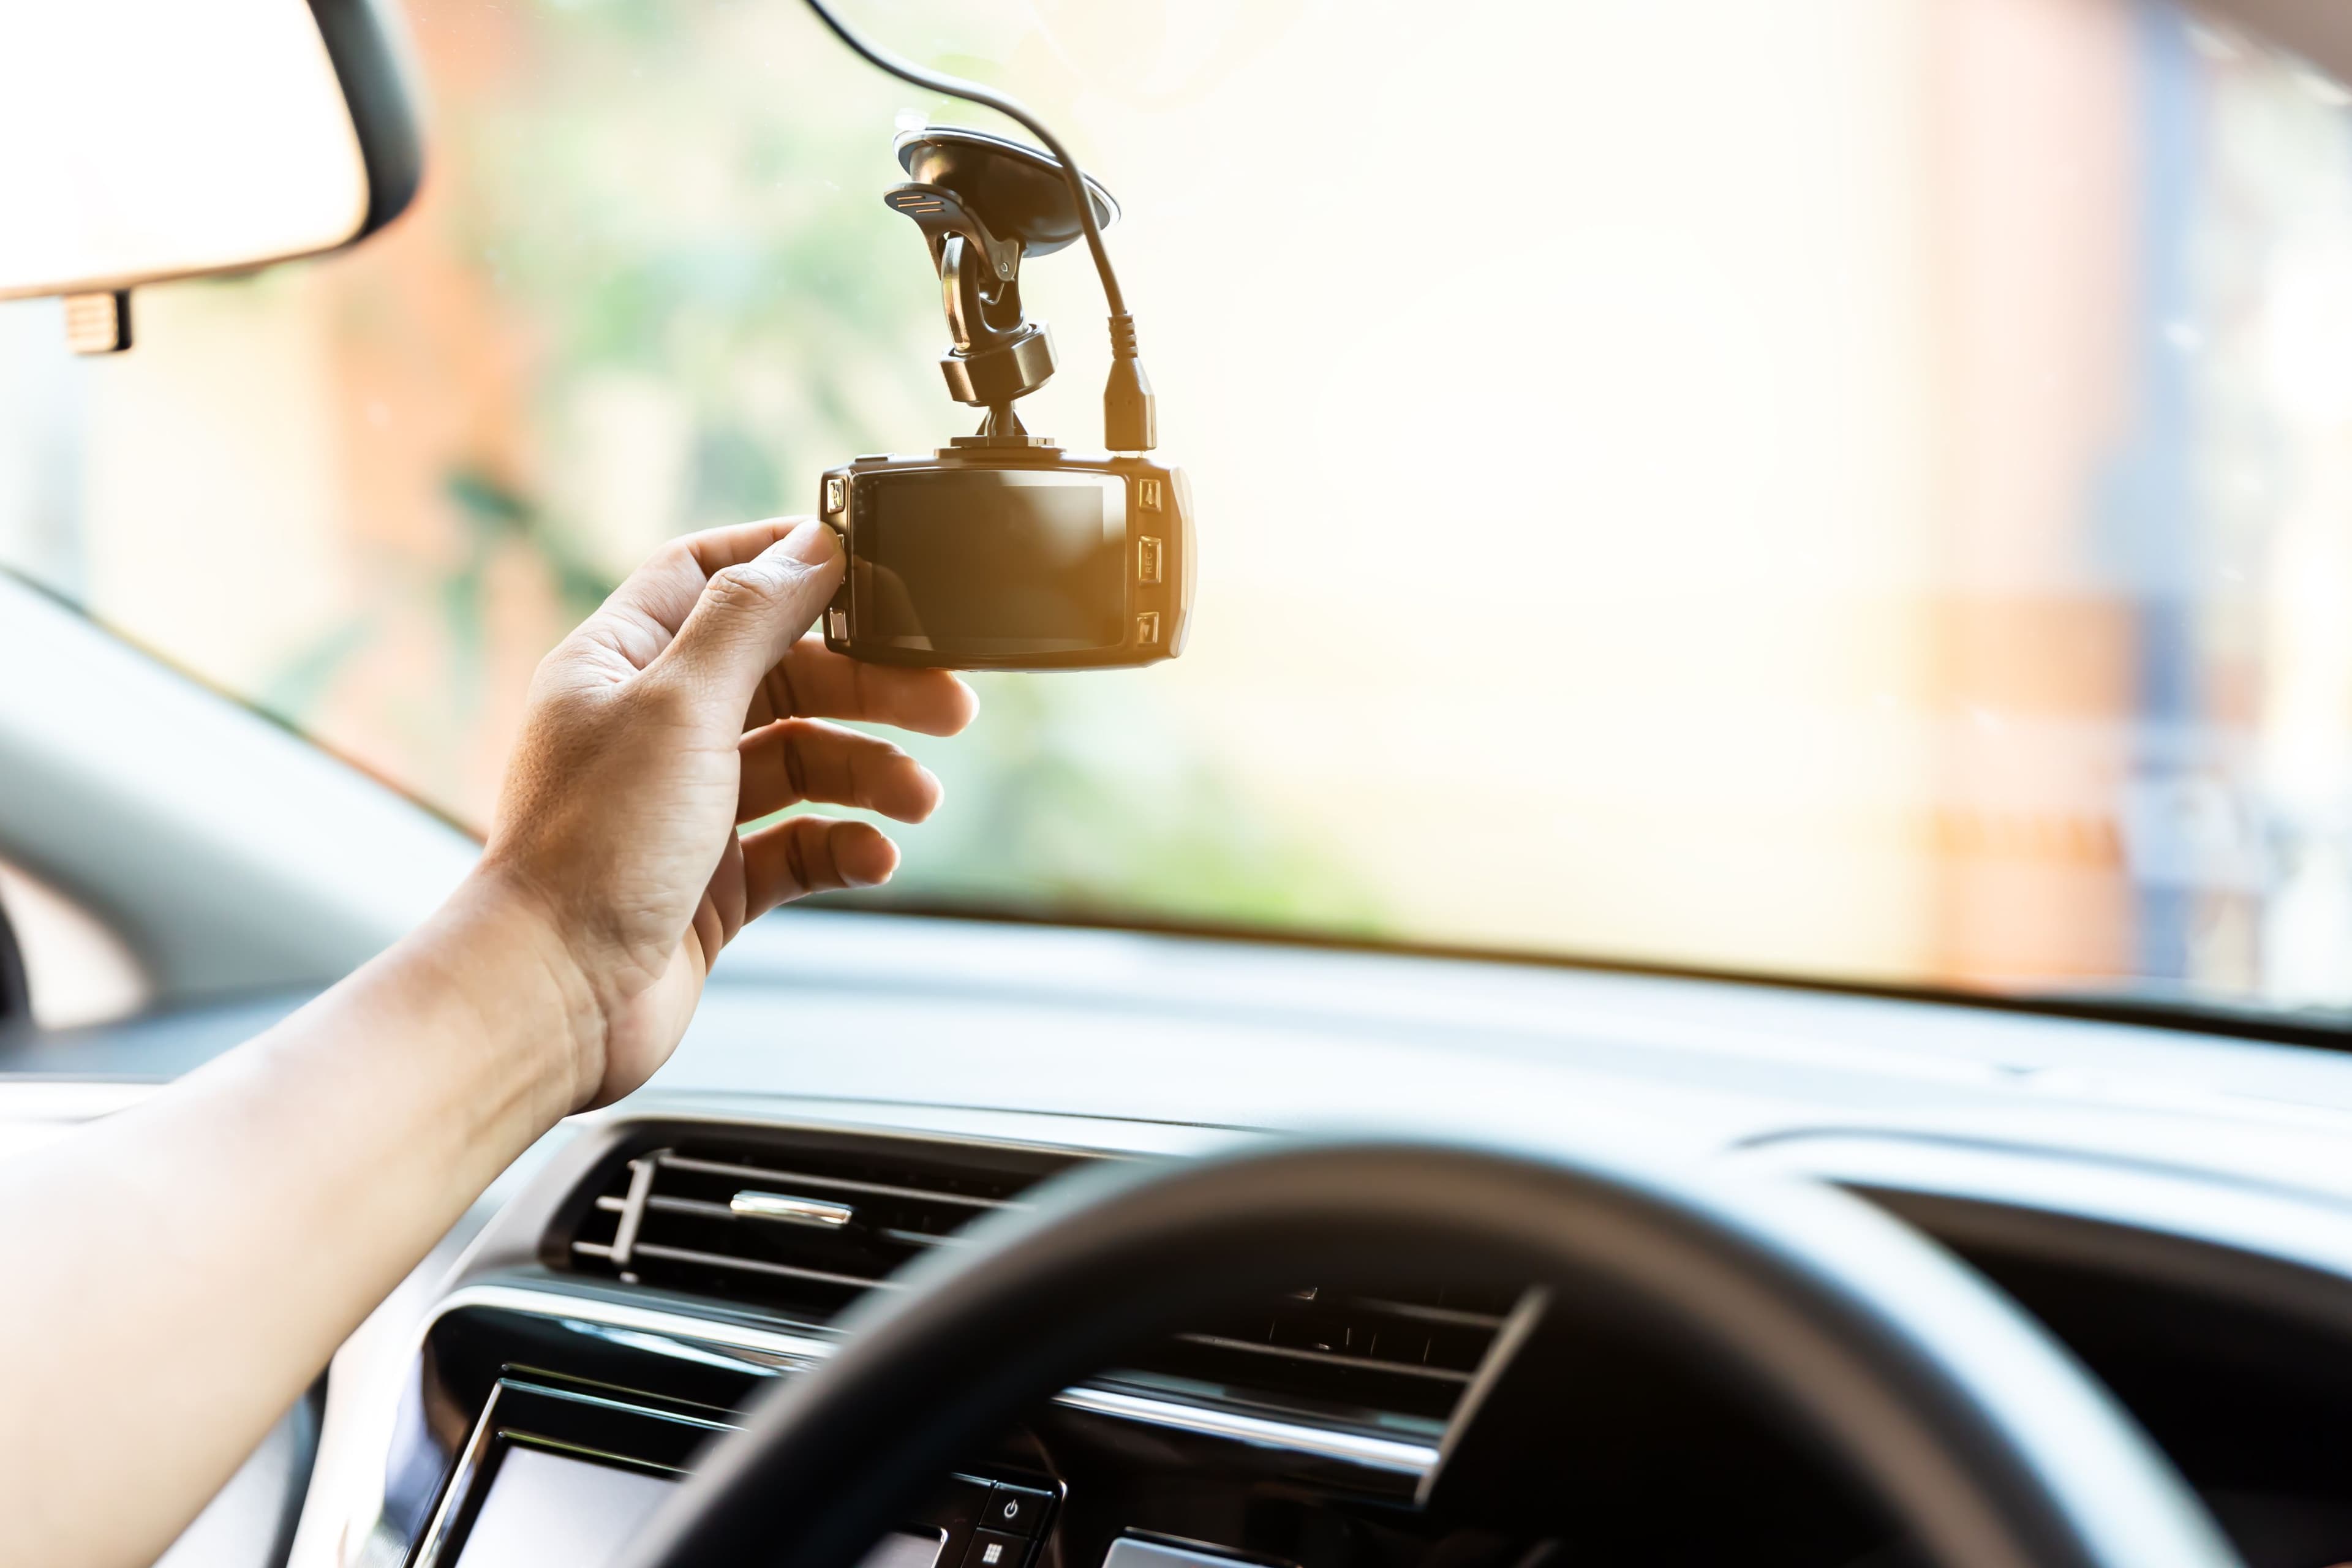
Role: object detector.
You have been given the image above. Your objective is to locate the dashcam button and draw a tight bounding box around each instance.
[823,476,846,514]
[1134,611,1161,647]
[1136,477,1163,511]
[987,1484,1054,1537]
[963,1531,1031,1568]
[1137,536,1163,584]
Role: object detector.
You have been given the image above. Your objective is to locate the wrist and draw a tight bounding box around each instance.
[435,865,612,1117]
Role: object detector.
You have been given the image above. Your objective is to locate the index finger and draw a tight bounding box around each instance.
[747,635,979,737]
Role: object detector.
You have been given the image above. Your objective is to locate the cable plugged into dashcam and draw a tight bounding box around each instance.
[1105,312,1155,453]
[801,0,1158,453]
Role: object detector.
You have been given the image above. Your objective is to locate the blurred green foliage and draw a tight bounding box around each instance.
[308,0,1385,936]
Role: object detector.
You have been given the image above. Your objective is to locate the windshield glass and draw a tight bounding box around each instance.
[3,0,2350,1020]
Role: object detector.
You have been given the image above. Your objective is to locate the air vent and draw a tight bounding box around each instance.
[1135,1283,1515,1422]
[556,1131,1518,1426]
[563,1134,1080,1325]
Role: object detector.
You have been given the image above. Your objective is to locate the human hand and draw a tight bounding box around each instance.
[475,517,976,1108]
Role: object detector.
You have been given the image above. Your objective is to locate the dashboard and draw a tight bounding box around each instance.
[332,1106,2352,1568]
[24,912,2352,1568]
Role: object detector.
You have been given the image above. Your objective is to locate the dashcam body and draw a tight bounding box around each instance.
[819,445,1192,671]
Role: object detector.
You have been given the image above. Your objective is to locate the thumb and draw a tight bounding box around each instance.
[654,520,843,709]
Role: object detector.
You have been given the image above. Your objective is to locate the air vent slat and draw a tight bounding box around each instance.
[1173,1332,1477,1382]
[658,1154,1022,1210]
[879,1228,968,1249]
[1349,1298,1507,1332]
[628,1241,907,1294]
[555,1131,1521,1428]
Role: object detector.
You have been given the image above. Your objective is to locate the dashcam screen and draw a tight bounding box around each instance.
[859,472,1123,652]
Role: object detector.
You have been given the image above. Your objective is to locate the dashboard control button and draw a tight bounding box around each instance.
[986,1483,1054,1537]
[962,1530,1031,1568]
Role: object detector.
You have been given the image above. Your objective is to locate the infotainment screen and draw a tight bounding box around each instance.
[451,1445,949,1568]
[451,1448,674,1568]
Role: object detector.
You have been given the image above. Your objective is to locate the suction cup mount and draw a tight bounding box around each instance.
[885,127,1120,442]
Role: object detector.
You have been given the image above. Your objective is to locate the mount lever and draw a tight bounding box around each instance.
[882,128,1120,432]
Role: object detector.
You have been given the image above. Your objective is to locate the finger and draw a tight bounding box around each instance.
[571,518,826,671]
[649,521,843,715]
[745,636,980,736]
[740,815,897,918]
[695,834,747,959]
[737,719,943,824]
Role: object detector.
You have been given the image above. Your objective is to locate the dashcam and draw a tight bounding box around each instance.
[801,9,1194,671]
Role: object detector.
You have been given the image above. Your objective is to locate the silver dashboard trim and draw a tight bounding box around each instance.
[429,1284,1441,1477]
[1043,1385,1438,1473]
[434,1283,835,1365]
[410,1382,505,1568]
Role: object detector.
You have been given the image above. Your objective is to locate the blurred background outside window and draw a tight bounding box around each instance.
[4,0,2352,1020]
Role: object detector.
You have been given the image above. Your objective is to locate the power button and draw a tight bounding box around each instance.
[987,1483,1053,1537]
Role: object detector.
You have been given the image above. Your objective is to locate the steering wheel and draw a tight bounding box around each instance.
[612,1138,2242,1568]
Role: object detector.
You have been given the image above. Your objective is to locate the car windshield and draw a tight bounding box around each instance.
[3,0,2350,1025]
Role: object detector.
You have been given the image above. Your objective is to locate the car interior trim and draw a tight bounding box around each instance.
[425,1284,1445,1478]
[408,1379,508,1568]
[1747,1132,2352,1290]
[1417,1285,1551,1506]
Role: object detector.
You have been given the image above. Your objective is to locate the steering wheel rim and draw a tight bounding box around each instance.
[613,1137,2242,1568]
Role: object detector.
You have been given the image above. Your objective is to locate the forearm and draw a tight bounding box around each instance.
[0,874,594,1568]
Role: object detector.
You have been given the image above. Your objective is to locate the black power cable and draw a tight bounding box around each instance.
[800,0,1157,451]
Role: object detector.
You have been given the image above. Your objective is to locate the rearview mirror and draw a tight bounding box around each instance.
[0,0,423,353]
